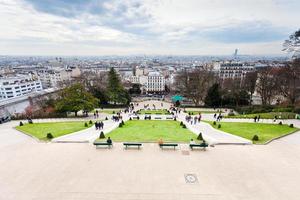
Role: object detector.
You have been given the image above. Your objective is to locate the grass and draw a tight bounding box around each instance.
[16,121,93,140]
[137,109,170,115]
[225,112,297,119]
[96,120,197,142]
[184,110,221,114]
[206,121,298,144]
[94,108,123,114]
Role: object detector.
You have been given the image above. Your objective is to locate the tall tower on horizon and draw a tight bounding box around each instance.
[233,49,238,60]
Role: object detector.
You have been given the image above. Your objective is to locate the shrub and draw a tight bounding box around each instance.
[182,124,187,128]
[252,135,259,141]
[213,121,217,125]
[84,122,88,127]
[46,133,54,139]
[112,111,115,114]
[129,117,132,120]
[217,124,221,129]
[19,121,24,126]
[278,121,282,125]
[294,107,300,114]
[119,123,123,127]
[290,124,294,128]
[121,120,125,125]
[174,117,176,121]
[89,120,93,124]
[272,107,293,112]
[137,116,140,120]
[197,132,204,141]
[99,131,105,139]
[105,117,108,120]
[180,121,184,126]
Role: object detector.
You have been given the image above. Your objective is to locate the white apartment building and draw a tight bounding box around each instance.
[143,72,165,93]
[129,72,166,93]
[129,76,140,84]
[214,62,255,79]
[0,75,43,100]
[38,67,81,88]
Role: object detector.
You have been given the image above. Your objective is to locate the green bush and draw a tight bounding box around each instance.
[278,121,282,125]
[272,107,293,112]
[290,124,294,128]
[99,131,105,139]
[19,121,24,126]
[84,122,88,127]
[213,121,217,125]
[121,120,125,125]
[197,132,204,140]
[182,124,187,128]
[119,123,123,128]
[105,117,108,120]
[89,120,93,124]
[46,133,54,139]
[252,135,259,141]
[294,107,300,114]
[129,117,132,120]
[217,124,221,129]
[180,121,184,126]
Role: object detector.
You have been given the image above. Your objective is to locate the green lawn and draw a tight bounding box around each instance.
[97,120,197,142]
[94,108,123,114]
[184,110,220,114]
[137,109,170,115]
[16,121,93,140]
[206,121,298,144]
[225,112,297,119]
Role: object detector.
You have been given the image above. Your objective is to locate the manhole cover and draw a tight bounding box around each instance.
[184,174,198,184]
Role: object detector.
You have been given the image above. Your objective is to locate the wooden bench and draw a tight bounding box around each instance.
[93,142,113,149]
[123,143,142,149]
[159,143,178,150]
[190,143,208,150]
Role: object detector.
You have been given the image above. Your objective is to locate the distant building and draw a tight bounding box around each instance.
[37,67,81,88]
[214,62,255,79]
[128,72,165,93]
[0,75,43,101]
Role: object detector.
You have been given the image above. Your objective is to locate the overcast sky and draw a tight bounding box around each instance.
[0,0,299,56]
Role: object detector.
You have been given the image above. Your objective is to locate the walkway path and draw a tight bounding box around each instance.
[53,114,130,143]
[177,114,252,145]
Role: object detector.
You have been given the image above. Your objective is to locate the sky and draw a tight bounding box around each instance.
[0,0,299,56]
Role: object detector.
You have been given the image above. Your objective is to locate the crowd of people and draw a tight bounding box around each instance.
[95,121,104,130]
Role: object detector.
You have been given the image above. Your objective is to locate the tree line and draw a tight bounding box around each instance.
[174,58,300,108]
[45,68,131,116]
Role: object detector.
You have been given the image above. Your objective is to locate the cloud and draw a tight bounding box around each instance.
[201,21,288,43]
[0,0,299,55]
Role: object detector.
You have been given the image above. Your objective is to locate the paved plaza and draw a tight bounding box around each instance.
[1,129,300,199]
[1,100,300,200]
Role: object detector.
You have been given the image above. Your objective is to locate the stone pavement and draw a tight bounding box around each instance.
[1,133,300,200]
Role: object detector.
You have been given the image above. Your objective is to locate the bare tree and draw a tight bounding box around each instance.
[277,59,300,105]
[242,71,258,105]
[256,67,279,105]
[175,67,215,106]
[283,29,300,59]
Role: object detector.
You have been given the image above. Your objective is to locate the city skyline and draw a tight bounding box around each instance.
[0,0,299,56]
